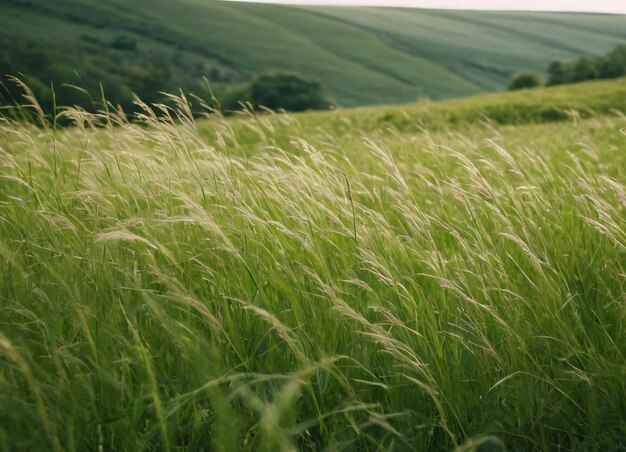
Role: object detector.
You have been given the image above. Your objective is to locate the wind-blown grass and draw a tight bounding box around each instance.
[0,82,624,450]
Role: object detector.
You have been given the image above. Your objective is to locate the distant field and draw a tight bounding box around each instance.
[0,78,625,450]
[1,0,626,106]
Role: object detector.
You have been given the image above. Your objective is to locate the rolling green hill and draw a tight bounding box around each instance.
[1,0,626,107]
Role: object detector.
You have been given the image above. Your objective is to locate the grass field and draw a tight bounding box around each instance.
[2,0,626,106]
[0,78,625,450]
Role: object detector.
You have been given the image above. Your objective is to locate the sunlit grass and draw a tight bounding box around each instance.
[0,82,624,450]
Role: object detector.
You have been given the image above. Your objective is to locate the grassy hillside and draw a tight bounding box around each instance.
[0,79,625,450]
[1,0,626,108]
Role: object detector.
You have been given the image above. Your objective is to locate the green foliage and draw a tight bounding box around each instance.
[249,73,330,112]
[110,35,138,52]
[572,57,597,82]
[0,79,625,450]
[597,44,626,78]
[508,71,543,90]
[547,60,569,86]
[0,39,329,118]
[225,72,331,112]
[0,38,219,117]
[548,44,626,86]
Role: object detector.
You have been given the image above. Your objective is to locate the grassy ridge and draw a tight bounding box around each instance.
[1,0,626,107]
[0,79,625,450]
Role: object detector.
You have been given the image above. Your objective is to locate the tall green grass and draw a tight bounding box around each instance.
[0,83,624,450]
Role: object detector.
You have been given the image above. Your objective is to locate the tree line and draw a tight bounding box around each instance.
[509,44,626,90]
[0,36,331,121]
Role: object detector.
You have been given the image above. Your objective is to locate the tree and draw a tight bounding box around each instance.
[547,45,626,87]
[547,60,571,86]
[509,71,543,91]
[596,45,626,78]
[572,57,596,82]
[247,72,330,112]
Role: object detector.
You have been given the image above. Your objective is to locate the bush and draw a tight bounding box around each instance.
[247,72,331,112]
[547,61,570,86]
[596,45,626,78]
[572,57,596,82]
[508,71,543,90]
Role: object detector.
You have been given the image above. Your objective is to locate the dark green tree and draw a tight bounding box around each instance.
[547,45,626,87]
[247,72,330,112]
[547,60,570,86]
[572,57,596,82]
[596,45,626,78]
[508,71,543,90]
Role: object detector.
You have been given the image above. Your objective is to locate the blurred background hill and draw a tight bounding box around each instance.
[2,0,626,112]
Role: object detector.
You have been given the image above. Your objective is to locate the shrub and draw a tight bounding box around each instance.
[547,60,570,86]
[508,71,543,90]
[596,45,626,78]
[247,72,331,112]
[572,57,596,82]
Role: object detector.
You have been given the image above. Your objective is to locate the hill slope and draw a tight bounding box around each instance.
[1,0,626,107]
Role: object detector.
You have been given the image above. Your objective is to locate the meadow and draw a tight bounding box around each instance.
[0,79,625,450]
[2,0,626,108]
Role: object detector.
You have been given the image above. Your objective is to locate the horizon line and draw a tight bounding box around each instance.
[223,0,626,15]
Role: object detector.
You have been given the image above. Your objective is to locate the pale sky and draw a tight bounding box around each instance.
[225,0,626,14]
